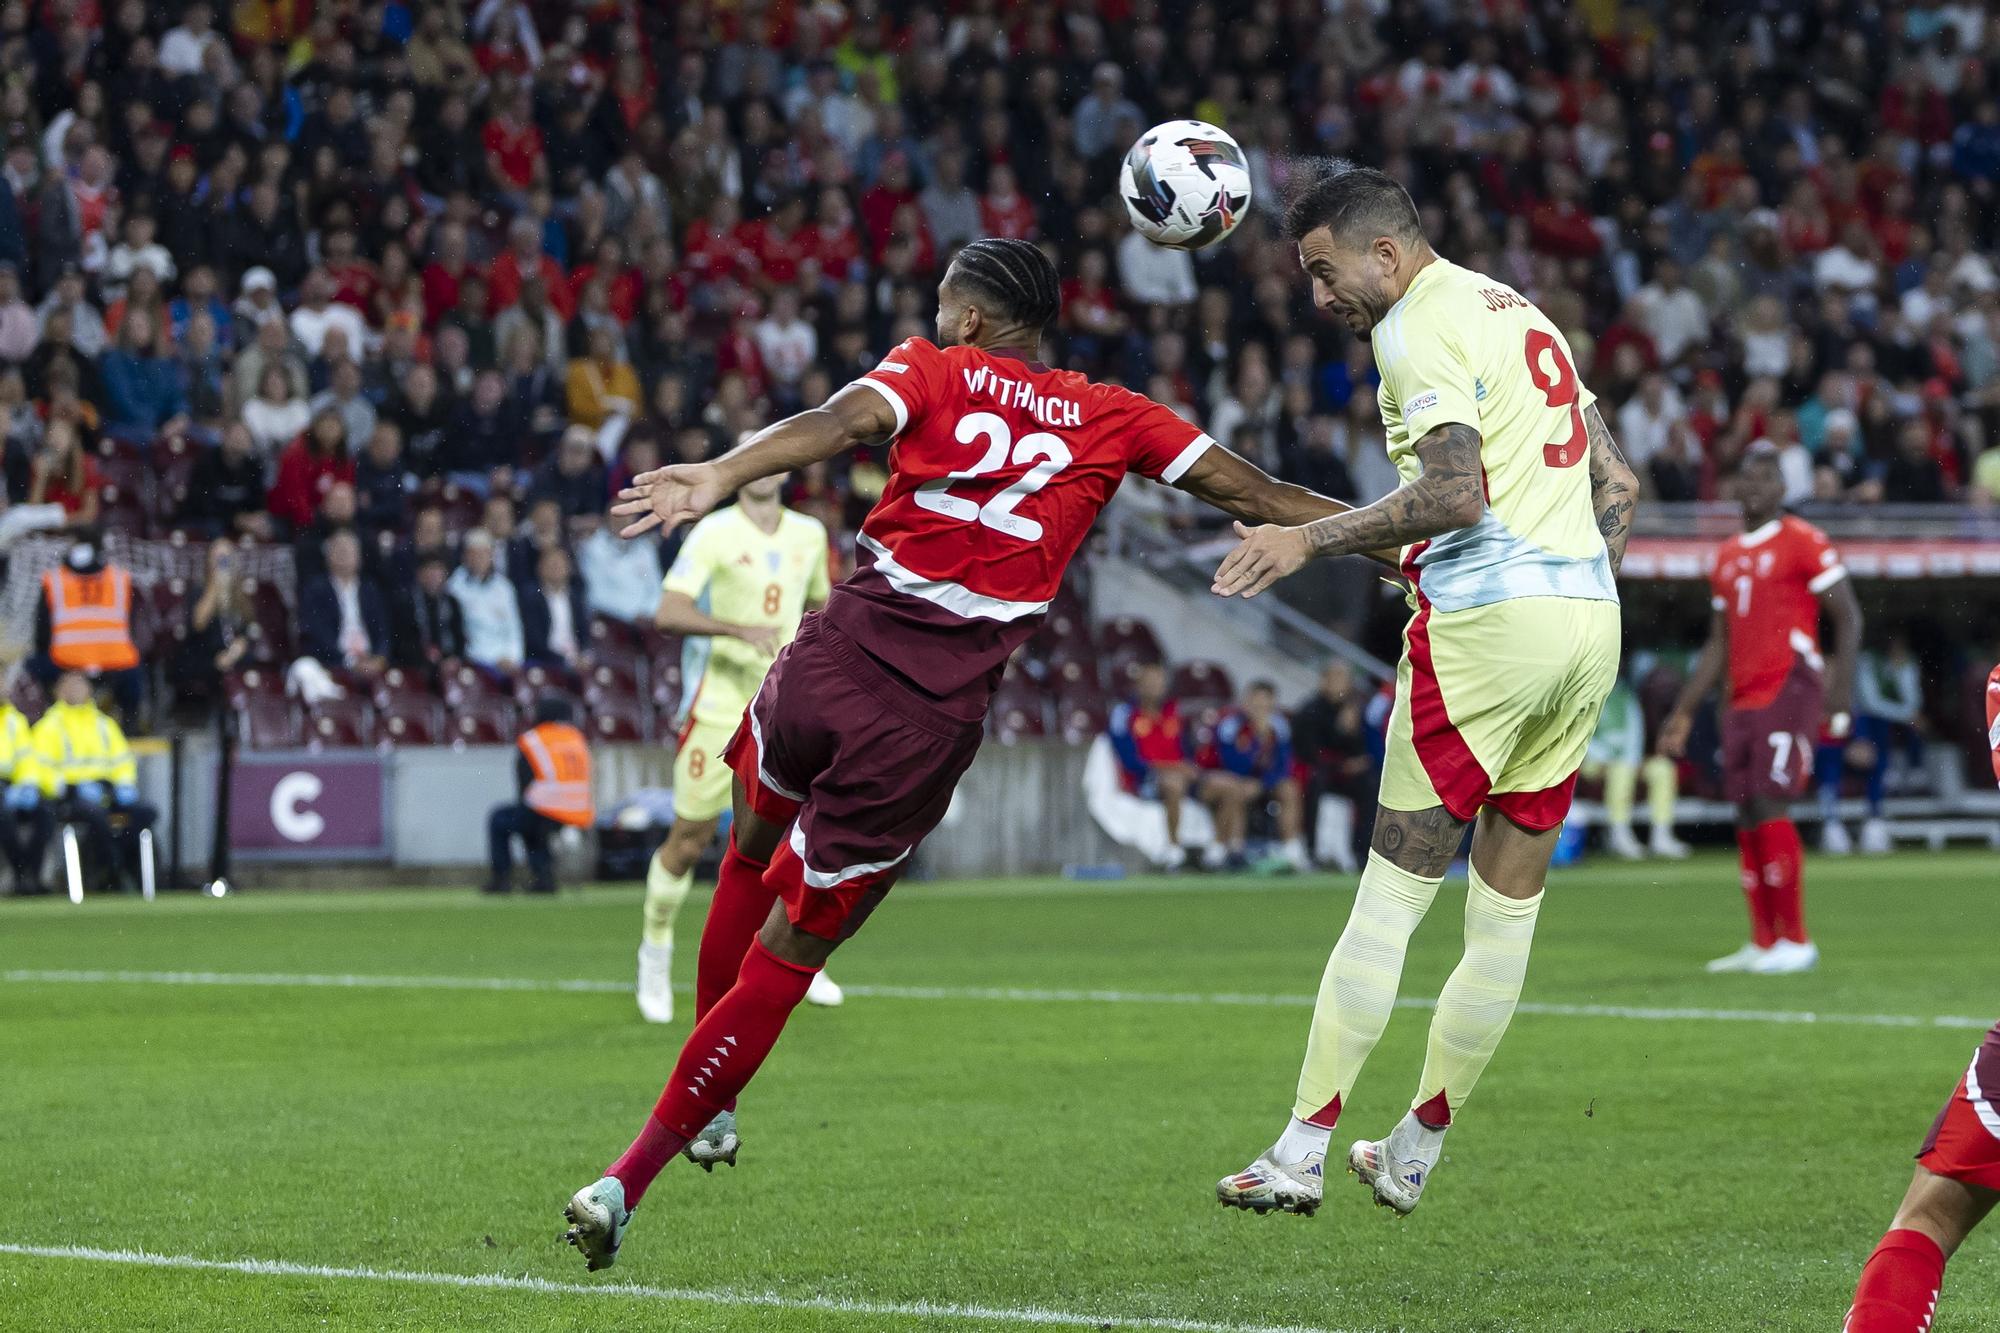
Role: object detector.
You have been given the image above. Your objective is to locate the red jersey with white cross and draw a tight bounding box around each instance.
[823,336,1213,702]
[1708,515,1846,710]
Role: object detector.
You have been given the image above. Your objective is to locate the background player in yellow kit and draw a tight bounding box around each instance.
[636,470,840,1030]
[1211,164,1639,1219]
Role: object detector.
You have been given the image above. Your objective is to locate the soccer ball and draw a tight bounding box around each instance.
[1119,120,1253,251]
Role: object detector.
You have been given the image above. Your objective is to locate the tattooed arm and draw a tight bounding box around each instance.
[1210,422,1484,598]
[1584,403,1639,576]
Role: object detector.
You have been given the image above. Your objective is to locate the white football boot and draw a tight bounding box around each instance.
[1705,942,1771,973]
[1605,824,1645,860]
[1648,827,1691,859]
[562,1176,632,1272]
[636,942,674,1024]
[1348,1112,1445,1216]
[1821,820,1854,855]
[1215,1148,1325,1216]
[1859,818,1893,855]
[1750,939,1820,974]
[682,1109,740,1171]
[805,970,845,1007]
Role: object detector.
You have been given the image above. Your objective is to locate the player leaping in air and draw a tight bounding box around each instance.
[1656,445,1861,976]
[638,466,843,1083]
[1209,164,1639,1219]
[561,237,1395,1271]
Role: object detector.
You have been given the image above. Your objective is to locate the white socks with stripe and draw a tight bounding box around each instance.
[1413,864,1543,1122]
[1291,851,1444,1129]
[642,856,694,949]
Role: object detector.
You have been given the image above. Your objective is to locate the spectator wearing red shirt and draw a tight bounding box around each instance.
[683,198,751,287]
[1106,662,1199,869]
[570,236,641,327]
[859,153,918,256]
[268,409,357,533]
[743,195,811,292]
[321,227,380,317]
[486,218,572,321]
[421,222,475,329]
[803,186,863,284]
[1528,165,1601,259]
[979,163,1038,240]
[481,86,545,197]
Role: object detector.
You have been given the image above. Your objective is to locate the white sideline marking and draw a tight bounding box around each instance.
[0,1243,1346,1333]
[1,968,1990,1030]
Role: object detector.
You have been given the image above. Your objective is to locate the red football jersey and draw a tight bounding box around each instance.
[826,337,1213,701]
[1984,664,1999,787]
[1708,515,1846,709]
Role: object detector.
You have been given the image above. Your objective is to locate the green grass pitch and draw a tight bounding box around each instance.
[1,851,1994,1331]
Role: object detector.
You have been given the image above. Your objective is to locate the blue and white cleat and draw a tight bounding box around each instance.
[562,1176,632,1271]
[682,1109,740,1171]
[1215,1148,1324,1216]
[1348,1113,1444,1216]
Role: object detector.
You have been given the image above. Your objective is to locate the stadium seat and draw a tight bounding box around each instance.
[589,614,644,653]
[307,696,376,749]
[1097,616,1163,663]
[1040,638,1102,689]
[1171,660,1235,703]
[587,649,646,697]
[989,683,1049,742]
[435,485,484,536]
[237,697,302,749]
[377,694,447,746]
[588,694,652,742]
[99,481,150,536]
[223,666,286,710]
[243,581,294,663]
[443,663,512,707]
[1055,688,1110,744]
[450,697,519,745]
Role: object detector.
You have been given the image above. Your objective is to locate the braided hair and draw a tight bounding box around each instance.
[944,237,1061,332]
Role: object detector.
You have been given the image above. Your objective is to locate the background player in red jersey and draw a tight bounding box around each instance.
[1658,445,1863,975]
[559,238,1391,1271]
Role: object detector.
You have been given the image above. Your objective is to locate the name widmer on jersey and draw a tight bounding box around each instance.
[963,364,1083,427]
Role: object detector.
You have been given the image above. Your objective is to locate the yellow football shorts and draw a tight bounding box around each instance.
[673,708,742,823]
[1379,595,1621,830]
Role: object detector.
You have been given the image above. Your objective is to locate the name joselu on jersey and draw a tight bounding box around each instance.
[962,365,1084,427]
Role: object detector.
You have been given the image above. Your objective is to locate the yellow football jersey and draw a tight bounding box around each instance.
[1371,256,1618,612]
[664,505,831,726]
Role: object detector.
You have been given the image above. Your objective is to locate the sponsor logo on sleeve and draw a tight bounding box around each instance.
[1402,389,1440,421]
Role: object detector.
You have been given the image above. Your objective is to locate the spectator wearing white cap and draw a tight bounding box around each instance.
[233,266,283,333]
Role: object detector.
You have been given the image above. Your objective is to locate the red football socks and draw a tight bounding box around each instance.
[1757,818,1808,944]
[697,833,780,1021]
[1736,827,1778,949]
[1846,1228,1944,1331]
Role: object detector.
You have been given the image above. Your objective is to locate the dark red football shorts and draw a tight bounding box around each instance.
[1721,665,1823,804]
[726,616,985,941]
[1917,1027,2000,1190]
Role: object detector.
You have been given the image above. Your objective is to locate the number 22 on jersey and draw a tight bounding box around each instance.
[912,412,1071,542]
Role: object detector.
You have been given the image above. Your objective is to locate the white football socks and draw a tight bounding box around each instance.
[641,856,693,950]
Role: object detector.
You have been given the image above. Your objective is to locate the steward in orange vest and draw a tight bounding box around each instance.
[29,541,145,723]
[487,697,593,895]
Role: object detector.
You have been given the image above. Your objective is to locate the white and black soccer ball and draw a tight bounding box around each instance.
[1119,120,1253,251]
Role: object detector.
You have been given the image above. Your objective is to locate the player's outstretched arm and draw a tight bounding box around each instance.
[1172,447,1400,570]
[612,383,900,538]
[1211,422,1483,598]
[1584,403,1639,576]
[1818,575,1864,735]
[654,590,780,656]
[1658,608,1728,758]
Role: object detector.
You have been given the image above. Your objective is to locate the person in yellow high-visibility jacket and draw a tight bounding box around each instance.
[0,684,46,895]
[15,669,156,892]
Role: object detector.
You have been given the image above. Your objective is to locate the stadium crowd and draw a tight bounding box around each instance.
[0,0,1994,764]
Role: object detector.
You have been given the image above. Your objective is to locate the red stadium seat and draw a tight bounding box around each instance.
[1097,616,1163,663]
[99,482,149,537]
[1170,660,1235,704]
[589,614,643,653]
[242,580,293,664]
[587,653,645,697]
[989,684,1049,742]
[1040,638,1102,689]
[443,663,512,706]
[450,697,519,745]
[1055,688,1110,744]
[307,696,376,749]
[377,695,447,746]
[237,697,302,749]
[589,694,652,742]
[434,485,484,536]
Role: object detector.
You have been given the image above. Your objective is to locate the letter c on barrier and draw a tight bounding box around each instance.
[271,772,326,842]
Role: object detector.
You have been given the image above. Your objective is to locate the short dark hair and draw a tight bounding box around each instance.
[945,237,1061,331]
[1282,160,1423,247]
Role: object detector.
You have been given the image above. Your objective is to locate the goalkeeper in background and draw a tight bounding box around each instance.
[635,470,843,1045]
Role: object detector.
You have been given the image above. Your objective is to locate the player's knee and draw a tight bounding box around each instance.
[1892,1170,1995,1258]
[758,915,838,969]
